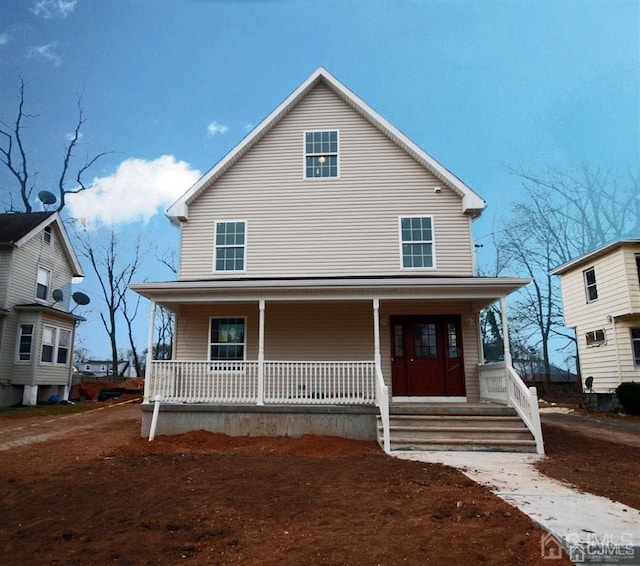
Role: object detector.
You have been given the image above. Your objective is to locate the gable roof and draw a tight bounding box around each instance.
[550,238,640,276]
[0,211,84,277]
[167,67,486,224]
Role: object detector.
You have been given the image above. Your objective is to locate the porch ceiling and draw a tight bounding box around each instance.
[129,275,530,312]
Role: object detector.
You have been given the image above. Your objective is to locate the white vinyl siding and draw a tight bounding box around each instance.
[179,83,474,280]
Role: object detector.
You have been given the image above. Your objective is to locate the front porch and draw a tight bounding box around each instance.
[131,276,544,454]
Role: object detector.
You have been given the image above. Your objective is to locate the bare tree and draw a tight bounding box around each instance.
[0,78,108,213]
[493,165,638,387]
[75,226,145,380]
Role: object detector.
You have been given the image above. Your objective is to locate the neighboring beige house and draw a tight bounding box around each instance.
[0,212,84,407]
[131,68,543,453]
[551,239,640,406]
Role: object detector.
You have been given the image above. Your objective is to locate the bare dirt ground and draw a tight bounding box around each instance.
[0,402,577,565]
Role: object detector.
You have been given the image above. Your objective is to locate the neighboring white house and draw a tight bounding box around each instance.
[551,239,640,406]
[0,212,84,407]
[131,68,543,453]
[80,360,136,378]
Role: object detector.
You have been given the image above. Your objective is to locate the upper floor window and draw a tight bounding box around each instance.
[583,267,598,302]
[399,216,435,269]
[209,318,246,361]
[214,221,246,272]
[36,267,51,301]
[632,328,640,367]
[16,324,34,362]
[43,225,52,245]
[305,130,339,179]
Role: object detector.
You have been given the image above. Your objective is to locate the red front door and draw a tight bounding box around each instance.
[391,316,465,397]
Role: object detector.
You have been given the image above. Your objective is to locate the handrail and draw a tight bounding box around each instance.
[375,366,390,453]
[505,365,545,454]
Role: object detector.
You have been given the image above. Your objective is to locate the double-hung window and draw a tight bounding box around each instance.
[36,267,51,301]
[399,216,435,269]
[583,267,598,302]
[632,328,640,367]
[214,221,246,272]
[41,326,56,363]
[209,318,246,361]
[16,324,34,362]
[43,225,52,245]
[305,130,339,178]
[40,325,71,365]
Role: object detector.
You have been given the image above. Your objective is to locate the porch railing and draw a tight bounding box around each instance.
[148,360,376,406]
[479,362,544,454]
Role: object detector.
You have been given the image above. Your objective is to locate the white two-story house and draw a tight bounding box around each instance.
[0,212,83,407]
[132,68,543,453]
[552,239,640,408]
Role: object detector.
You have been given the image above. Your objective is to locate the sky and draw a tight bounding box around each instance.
[0,0,638,361]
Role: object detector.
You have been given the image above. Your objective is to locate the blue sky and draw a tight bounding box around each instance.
[1,0,638,360]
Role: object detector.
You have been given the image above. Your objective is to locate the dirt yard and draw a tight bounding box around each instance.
[2,401,633,565]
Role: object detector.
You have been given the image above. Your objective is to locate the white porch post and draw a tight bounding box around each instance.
[143,299,156,404]
[257,299,265,406]
[500,295,512,367]
[372,298,382,369]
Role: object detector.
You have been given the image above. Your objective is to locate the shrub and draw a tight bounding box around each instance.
[615,382,640,415]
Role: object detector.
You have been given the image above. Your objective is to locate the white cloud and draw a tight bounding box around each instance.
[26,43,62,66]
[65,131,83,142]
[31,0,77,18]
[0,32,9,46]
[66,155,201,228]
[207,121,228,136]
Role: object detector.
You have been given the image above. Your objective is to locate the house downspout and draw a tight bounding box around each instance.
[143,299,156,404]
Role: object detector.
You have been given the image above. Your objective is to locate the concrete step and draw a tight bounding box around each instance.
[387,415,527,429]
[389,437,538,453]
[383,425,533,441]
[389,404,518,416]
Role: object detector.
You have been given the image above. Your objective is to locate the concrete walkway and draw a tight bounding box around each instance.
[393,450,640,564]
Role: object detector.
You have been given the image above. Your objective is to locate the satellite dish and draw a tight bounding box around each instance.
[38,191,57,206]
[72,291,90,306]
[51,289,64,302]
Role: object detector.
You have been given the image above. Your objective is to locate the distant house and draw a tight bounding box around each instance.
[132,68,544,453]
[552,239,640,406]
[0,212,84,407]
[81,360,135,378]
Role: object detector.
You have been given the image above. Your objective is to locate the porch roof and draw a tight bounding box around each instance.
[130,275,530,311]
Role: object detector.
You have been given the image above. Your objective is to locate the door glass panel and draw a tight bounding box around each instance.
[447,322,459,358]
[414,323,437,358]
[393,324,404,357]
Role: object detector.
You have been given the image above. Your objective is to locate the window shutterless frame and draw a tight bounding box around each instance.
[213,220,247,273]
[583,267,598,303]
[36,266,52,302]
[398,215,437,270]
[303,130,340,179]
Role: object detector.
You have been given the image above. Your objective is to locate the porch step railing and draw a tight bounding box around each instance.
[148,360,376,406]
[479,362,544,454]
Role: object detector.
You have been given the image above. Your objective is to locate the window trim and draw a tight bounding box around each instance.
[15,324,34,363]
[303,129,340,180]
[208,317,247,363]
[39,325,72,366]
[583,267,598,303]
[632,328,640,367]
[398,215,437,270]
[585,329,606,348]
[213,220,247,273]
[36,266,52,302]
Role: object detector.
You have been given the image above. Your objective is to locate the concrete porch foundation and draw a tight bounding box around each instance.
[140,403,378,441]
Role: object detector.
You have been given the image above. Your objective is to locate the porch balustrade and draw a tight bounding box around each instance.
[148,360,376,406]
[479,362,544,454]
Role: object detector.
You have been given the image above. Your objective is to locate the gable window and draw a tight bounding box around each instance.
[583,267,598,302]
[16,324,34,362]
[399,216,435,269]
[36,267,51,301]
[210,318,245,361]
[214,221,246,272]
[305,130,339,178]
[585,329,606,348]
[632,328,640,367]
[43,225,52,245]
